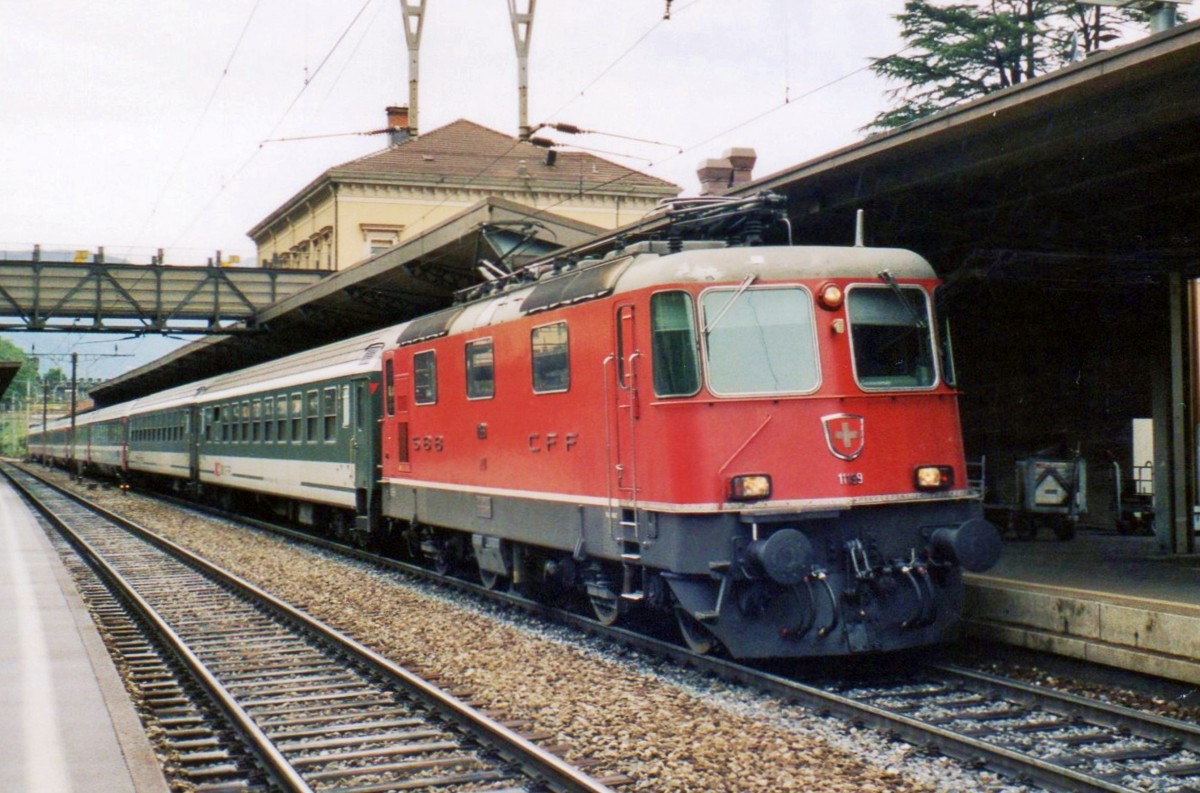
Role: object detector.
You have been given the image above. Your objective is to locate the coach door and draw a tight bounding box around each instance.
[608,304,642,529]
[187,405,200,482]
[352,378,376,494]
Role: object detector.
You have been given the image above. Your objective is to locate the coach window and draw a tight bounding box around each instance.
[466,338,495,399]
[291,393,303,441]
[846,285,936,390]
[252,400,262,442]
[204,408,213,442]
[414,351,437,405]
[323,387,337,440]
[263,398,274,441]
[275,396,287,441]
[532,322,569,393]
[651,291,701,397]
[241,401,251,442]
[385,359,396,415]
[306,390,319,440]
[701,287,819,396]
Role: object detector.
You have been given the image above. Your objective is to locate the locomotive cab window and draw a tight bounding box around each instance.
[651,291,700,397]
[700,287,819,395]
[414,351,437,405]
[466,338,495,399]
[846,285,936,390]
[532,322,569,393]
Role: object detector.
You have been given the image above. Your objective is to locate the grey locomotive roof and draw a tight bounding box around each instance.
[447,244,935,335]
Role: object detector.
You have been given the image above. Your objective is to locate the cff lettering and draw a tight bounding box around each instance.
[528,432,579,453]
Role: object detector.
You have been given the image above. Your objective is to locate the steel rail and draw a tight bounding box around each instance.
[4,464,617,793]
[24,463,1198,793]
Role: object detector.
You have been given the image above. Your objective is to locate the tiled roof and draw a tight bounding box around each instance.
[327,119,679,196]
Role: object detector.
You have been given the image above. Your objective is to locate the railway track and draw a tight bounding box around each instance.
[3,463,618,793]
[17,463,1200,792]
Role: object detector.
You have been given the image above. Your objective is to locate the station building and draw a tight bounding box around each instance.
[248,108,678,272]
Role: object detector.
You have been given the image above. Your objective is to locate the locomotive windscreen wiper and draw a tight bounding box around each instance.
[877,269,927,329]
[703,274,757,334]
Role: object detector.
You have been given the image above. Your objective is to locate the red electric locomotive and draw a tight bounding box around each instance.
[378,197,1001,659]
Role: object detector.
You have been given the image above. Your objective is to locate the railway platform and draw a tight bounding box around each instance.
[964,528,1200,685]
[0,475,168,793]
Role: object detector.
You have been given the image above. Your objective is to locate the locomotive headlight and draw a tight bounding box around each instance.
[915,465,955,491]
[818,283,844,310]
[730,474,772,501]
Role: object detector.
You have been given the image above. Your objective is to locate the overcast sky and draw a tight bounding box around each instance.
[0,0,1162,379]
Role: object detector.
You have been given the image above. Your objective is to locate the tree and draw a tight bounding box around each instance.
[0,338,39,404]
[867,1,1150,131]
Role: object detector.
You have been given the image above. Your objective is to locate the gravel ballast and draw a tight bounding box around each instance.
[35,470,1041,792]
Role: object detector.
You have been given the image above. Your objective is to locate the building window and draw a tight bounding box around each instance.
[362,224,404,258]
[532,322,569,393]
[466,338,495,399]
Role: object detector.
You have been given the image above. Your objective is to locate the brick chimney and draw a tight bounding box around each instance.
[387,106,413,146]
[725,147,757,188]
[697,158,734,196]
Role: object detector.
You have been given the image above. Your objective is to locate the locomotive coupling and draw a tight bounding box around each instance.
[930,518,1002,573]
[746,528,813,585]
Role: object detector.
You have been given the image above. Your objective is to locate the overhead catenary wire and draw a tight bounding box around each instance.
[127,0,267,256]
[169,0,380,250]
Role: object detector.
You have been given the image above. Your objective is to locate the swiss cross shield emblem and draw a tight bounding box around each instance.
[822,413,865,461]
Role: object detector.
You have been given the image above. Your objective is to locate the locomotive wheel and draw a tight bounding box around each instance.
[589,591,622,626]
[675,607,716,655]
[479,568,507,591]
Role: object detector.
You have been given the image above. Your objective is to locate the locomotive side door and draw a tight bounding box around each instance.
[609,303,642,532]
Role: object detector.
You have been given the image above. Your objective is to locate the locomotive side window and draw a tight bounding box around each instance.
[532,322,569,393]
[465,338,495,400]
[651,291,700,397]
[846,286,936,390]
[385,359,395,416]
[935,286,957,387]
[700,287,819,395]
[414,351,438,405]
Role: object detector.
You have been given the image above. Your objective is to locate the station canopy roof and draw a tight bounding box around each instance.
[90,197,603,406]
[91,20,1200,407]
[745,18,1200,285]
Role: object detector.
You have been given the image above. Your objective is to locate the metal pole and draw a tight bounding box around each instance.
[42,381,48,468]
[400,0,426,135]
[70,351,78,478]
[1149,2,1178,33]
[507,0,536,140]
